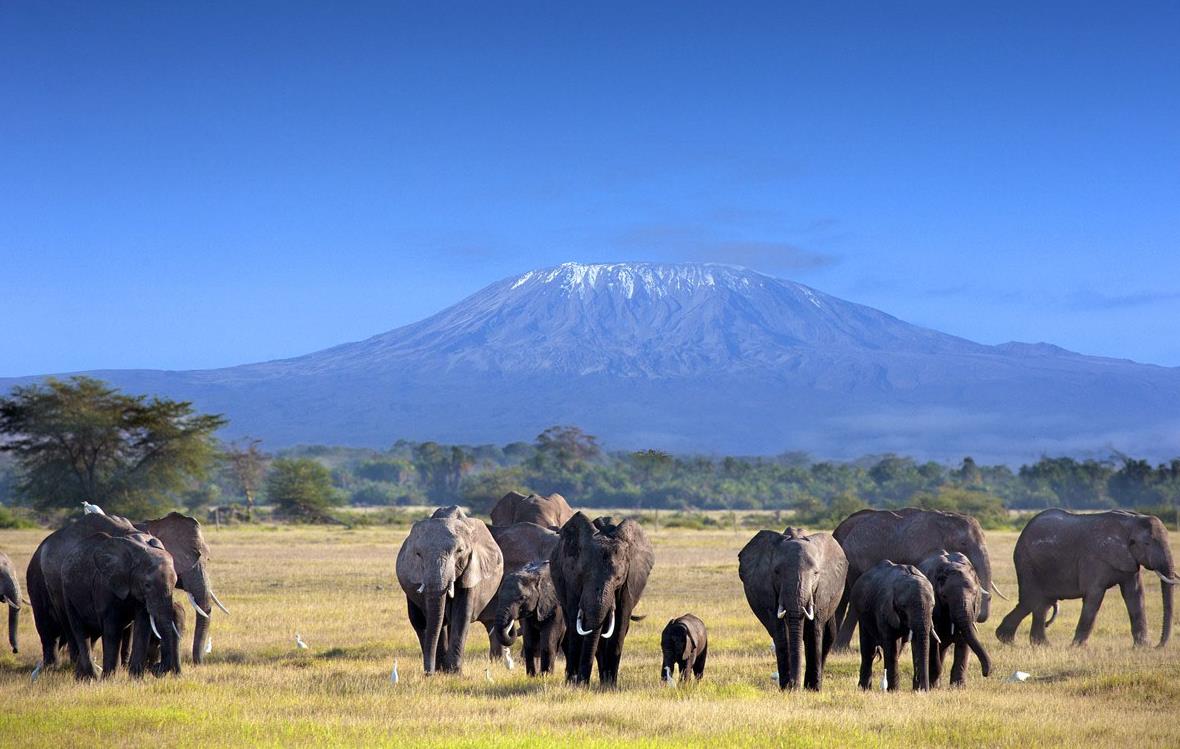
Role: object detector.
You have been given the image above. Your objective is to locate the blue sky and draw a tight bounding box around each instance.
[2,2,1178,375]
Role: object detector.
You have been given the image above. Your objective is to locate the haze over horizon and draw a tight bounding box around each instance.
[3,3,1180,376]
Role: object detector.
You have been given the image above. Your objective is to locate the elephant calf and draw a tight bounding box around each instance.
[918,551,992,686]
[850,560,938,692]
[661,614,707,683]
[494,561,565,676]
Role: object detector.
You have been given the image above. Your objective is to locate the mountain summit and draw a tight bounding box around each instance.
[4,262,1178,462]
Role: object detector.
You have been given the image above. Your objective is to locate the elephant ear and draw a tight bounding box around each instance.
[615,519,654,604]
[534,566,559,621]
[880,583,901,630]
[738,530,781,585]
[95,538,132,600]
[460,520,502,590]
[560,512,595,559]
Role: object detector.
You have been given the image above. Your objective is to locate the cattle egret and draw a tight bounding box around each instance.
[295,632,309,649]
[770,671,779,682]
[1007,671,1031,683]
[81,502,105,515]
[31,661,43,682]
[390,659,399,685]
[484,667,493,683]
[664,666,674,686]
[881,674,888,691]
[204,638,213,655]
[503,649,515,671]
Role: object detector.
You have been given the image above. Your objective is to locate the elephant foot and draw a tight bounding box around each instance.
[1069,638,1088,648]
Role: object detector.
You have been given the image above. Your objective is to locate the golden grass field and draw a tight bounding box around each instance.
[1,523,1178,748]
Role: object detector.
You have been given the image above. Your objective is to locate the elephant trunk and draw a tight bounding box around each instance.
[1159,568,1174,648]
[421,592,447,674]
[148,599,181,676]
[7,606,17,654]
[496,600,521,647]
[955,608,991,676]
[969,548,993,624]
[910,608,931,691]
[183,562,213,664]
[785,616,804,689]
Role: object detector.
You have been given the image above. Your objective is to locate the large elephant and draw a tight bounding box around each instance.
[490,492,574,530]
[995,509,1175,647]
[136,512,229,664]
[59,531,182,680]
[27,512,156,671]
[738,527,847,690]
[833,508,1002,650]
[494,561,565,675]
[1,551,23,653]
[549,513,654,686]
[485,522,560,660]
[917,550,992,686]
[396,506,503,674]
[850,560,937,692]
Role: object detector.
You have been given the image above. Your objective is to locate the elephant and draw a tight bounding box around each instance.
[850,560,938,692]
[396,506,504,674]
[27,512,160,672]
[738,527,847,690]
[490,491,574,530]
[494,561,565,675]
[59,531,182,680]
[917,550,992,686]
[660,614,708,683]
[136,512,230,664]
[833,508,1002,650]
[995,509,1175,648]
[549,513,654,686]
[485,522,561,661]
[1,551,24,653]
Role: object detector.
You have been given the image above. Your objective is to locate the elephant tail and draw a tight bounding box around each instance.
[1045,601,1058,628]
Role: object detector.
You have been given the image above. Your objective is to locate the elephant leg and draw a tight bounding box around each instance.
[65,603,97,681]
[100,617,123,679]
[522,624,539,677]
[834,601,858,651]
[1072,589,1107,646]
[128,610,151,678]
[949,641,968,686]
[928,636,942,688]
[680,655,694,682]
[995,602,1031,644]
[483,621,501,662]
[804,620,823,691]
[595,631,622,686]
[821,616,836,664]
[1118,574,1149,646]
[119,624,132,666]
[406,596,430,662]
[1030,604,1051,646]
[693,645,707,679]
[857,628,874,690]
[883,638,899,692]
[435,624,449,669]
[772,624,791,690]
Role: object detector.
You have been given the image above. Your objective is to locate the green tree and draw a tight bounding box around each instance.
[531,426,602,473]
[266,457,340,520]
[412,442,474,503]
[0,376,226,517]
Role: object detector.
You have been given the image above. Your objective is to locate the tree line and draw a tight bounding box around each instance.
[1,377,1177,528]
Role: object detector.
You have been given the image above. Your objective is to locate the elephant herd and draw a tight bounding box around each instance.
[394,498,1175,693]
[0,495,1173,692]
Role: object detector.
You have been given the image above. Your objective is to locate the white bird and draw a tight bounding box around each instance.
[204,638,213,655]
[390,658,399,685]
[664,666,674,686]
[295,632,309,650]
[81,501,105,515]
[31,661,43,682]
[880,673,889,691]
[1007,671,1031,683]
[770,671,779,682]
[503,649,515,671]
[484,666,493,683]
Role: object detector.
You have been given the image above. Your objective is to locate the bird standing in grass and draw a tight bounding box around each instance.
[205,638,213,655]
[484,666,493,683]
[295,632,309,649]
[390,659,399,685]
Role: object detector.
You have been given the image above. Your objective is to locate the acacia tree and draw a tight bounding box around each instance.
[224,438,268,520]
[266,457,339,521]
[0,377,226,517]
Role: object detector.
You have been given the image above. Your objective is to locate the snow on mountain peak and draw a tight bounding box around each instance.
[507,261,763,299]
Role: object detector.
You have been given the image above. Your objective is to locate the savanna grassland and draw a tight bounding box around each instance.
[1,524,1178,748]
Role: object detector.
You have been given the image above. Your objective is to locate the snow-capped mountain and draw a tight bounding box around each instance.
[4,262,1178,462]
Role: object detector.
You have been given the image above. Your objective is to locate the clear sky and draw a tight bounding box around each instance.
[2,2,1178,376]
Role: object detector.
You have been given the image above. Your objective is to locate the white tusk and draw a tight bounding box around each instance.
[172,622,182,639]
[990,582,1010,601]
[416,584,425,594]
[149,614,162,640]
[447,581,455,599]
[931,629,941,645]
[803,603,815,621]
[980,589,991,598]
[2,597,17,611]
[1157,571,1177,585]
[210,591,230,615]
[575,609,592,636]
[187,593,210,619]
[776,607,787,620]
[951,622,955,636]
[502,625,514,640]
[601,611,616,639]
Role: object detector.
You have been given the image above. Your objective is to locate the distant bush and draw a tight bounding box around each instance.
[910,486,1012,529]
[267,457,343,522]
[333,507,433,527]
[0,505,39,529]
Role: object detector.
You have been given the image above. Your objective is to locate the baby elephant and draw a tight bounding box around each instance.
[850,560,939,692]
[918,550,992,687]
[661,614,707,683]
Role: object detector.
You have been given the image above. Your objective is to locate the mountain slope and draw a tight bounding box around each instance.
[3,262,1178,462]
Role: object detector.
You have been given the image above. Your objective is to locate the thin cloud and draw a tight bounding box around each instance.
[1068,289,1180,310]
[615,224,839,272]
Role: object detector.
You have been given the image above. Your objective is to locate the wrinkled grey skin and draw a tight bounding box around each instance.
[660,614,708,683]
[136,512,224,664]
[396,506,503,674]
[494,561,565,675]
[833,508,996,650]
[27,513,160,671]
[549,513,654,686]
[60,532,181,680]
[850,560,936,692]
[917,551,992,686]
[1,551,23,653]
[996,509,1175,648]
[489,492,574,530]
[486,522,560,663]
[739,528,847,690]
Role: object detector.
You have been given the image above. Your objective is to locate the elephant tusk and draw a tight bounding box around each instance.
[601,611,616,639]
[447,581,455,599]
[502,624,514,640]
[416,584,425,594]
[776,607,787,620]
[980,589,991,598]
[803,603,815,621]
[575,609,593,636]
[1156,571,1177,585]
[210,591,230,615]
[990,582,1010,601]
[149,614,162,640]
[951,622,955,636]
[2,597,18,611]
[931,629,941,645]
[187,593,211,619]
[172,622,182,639]
[1046,601,1059,627]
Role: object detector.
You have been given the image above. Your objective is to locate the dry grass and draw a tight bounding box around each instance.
[1,524,1177,748]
